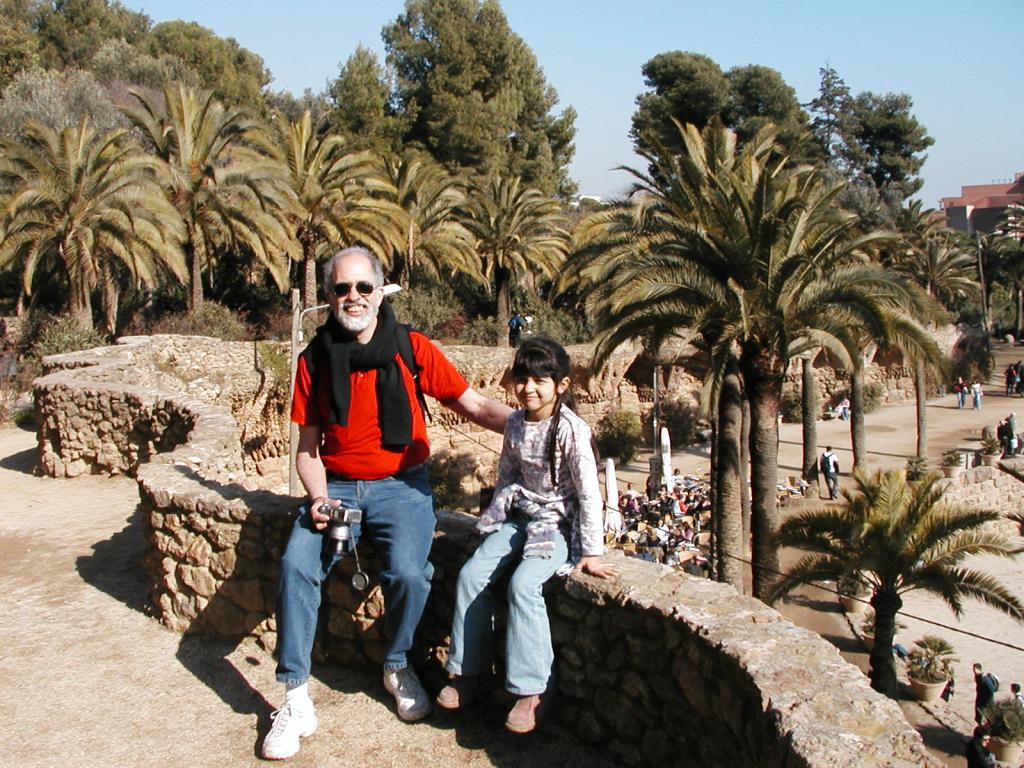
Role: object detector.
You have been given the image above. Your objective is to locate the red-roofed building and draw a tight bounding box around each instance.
[940,173,1024,234]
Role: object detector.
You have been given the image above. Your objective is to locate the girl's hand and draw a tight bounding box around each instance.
[575,556,619,579]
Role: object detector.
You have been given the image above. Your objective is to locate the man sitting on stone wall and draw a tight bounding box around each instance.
[263,247,512,761]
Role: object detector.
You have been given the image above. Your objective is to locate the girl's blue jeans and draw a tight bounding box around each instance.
[446,514,568,695]
[274,465,435,684]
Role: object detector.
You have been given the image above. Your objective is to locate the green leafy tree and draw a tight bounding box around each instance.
[380,151,479,287]
[850,91,934,207]
[0,13,40,92]
[769,469,1024,698]
[724,64,814,159]
[807,64,864,177]
[326,45,408,154]
[0,117,186,330]
[563,118,938,599]
[631,53,813,164]
[144,20,270,109]
[463,174,569,338]
[630,51,730,159]
[35,0,150,70]
[124,83,298,310]
[269,109,403,308]
[382,0,577,198]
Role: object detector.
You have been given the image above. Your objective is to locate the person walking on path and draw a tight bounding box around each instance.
[954,377,968,409]
[973,662,999,724]
[971,379,983,410]
[819,446,840,500]
[262,247,513,761]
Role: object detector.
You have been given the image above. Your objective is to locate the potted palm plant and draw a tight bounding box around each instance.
[981,436,1002,466]
[904,456,928,482]
[905,635,957,702]
[859,609,905,652]
[838,572,870,614]
[982,698,1024,764]
[941,449,964,477]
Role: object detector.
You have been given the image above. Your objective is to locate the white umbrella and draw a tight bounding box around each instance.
[604,458,623,533]
[660,427,673,489]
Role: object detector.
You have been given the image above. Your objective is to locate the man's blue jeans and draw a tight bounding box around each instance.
[446,514,568,696]
[275,465,435,684]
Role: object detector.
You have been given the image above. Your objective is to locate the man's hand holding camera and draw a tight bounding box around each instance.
[309,496,335,531]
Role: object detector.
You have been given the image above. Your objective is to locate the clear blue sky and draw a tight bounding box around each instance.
[122,0,1024,207]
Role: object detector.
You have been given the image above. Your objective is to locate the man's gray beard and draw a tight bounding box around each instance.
[335,300,378,334]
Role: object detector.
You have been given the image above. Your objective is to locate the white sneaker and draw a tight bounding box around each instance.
[383,668,432,721]
[262,698,318,760]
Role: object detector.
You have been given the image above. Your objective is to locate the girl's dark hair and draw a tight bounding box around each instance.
[512,337,579,487]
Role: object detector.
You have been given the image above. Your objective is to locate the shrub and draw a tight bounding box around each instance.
[645,398,701,446]
[460,316,501,346]
[390,283,459,339]
[861,381,885,414]
[779,389,802,423]
[25,313,108,359]
[595,410,643,465]
[145,303,253,341]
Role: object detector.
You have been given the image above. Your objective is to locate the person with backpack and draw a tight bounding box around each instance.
[819,446,840,500]
[262,247,513,760]
[973,662,1000,724]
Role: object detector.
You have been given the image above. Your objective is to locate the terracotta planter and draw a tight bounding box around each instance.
[941,466,963,478]
[991,737,1023,765]
[981,454,1000,466]
[840,594,868,614]
[908,677,947,703]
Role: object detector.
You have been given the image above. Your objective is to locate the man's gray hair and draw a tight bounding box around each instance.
[322,246,385,293]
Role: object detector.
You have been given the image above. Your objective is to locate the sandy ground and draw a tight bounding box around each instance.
[2,341,1023,766]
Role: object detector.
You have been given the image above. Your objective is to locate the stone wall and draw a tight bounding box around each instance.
[939,459,1024,528]
[32,334,943,768]
[139,467,937,767]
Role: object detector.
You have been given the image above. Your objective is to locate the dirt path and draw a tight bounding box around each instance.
[0,424,620,768]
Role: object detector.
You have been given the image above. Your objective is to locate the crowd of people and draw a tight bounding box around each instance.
[604,471,714,576]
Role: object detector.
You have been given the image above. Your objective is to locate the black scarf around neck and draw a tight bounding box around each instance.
[310,300,413,448]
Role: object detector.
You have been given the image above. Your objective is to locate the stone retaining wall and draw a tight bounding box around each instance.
[32,334,943,767]
[940,459,1024,527]
[139,467,938,767]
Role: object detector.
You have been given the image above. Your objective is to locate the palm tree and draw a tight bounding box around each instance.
[124,83,298,311]
[769,469,1024,698]
[890,206,976,458]
[463,175,569,336]
[269,110,403,308]
[380,152,480,288]
[562,118,938,600]
[0,118,186,331]
[800,355,818,481]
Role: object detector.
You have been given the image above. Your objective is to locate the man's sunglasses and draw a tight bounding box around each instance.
[333,281,377,297]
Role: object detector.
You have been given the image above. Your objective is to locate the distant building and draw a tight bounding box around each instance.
[570,194,604,209]
[940,172,1024,234]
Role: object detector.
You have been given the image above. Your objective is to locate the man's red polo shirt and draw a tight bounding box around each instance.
[291,331,469,480]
